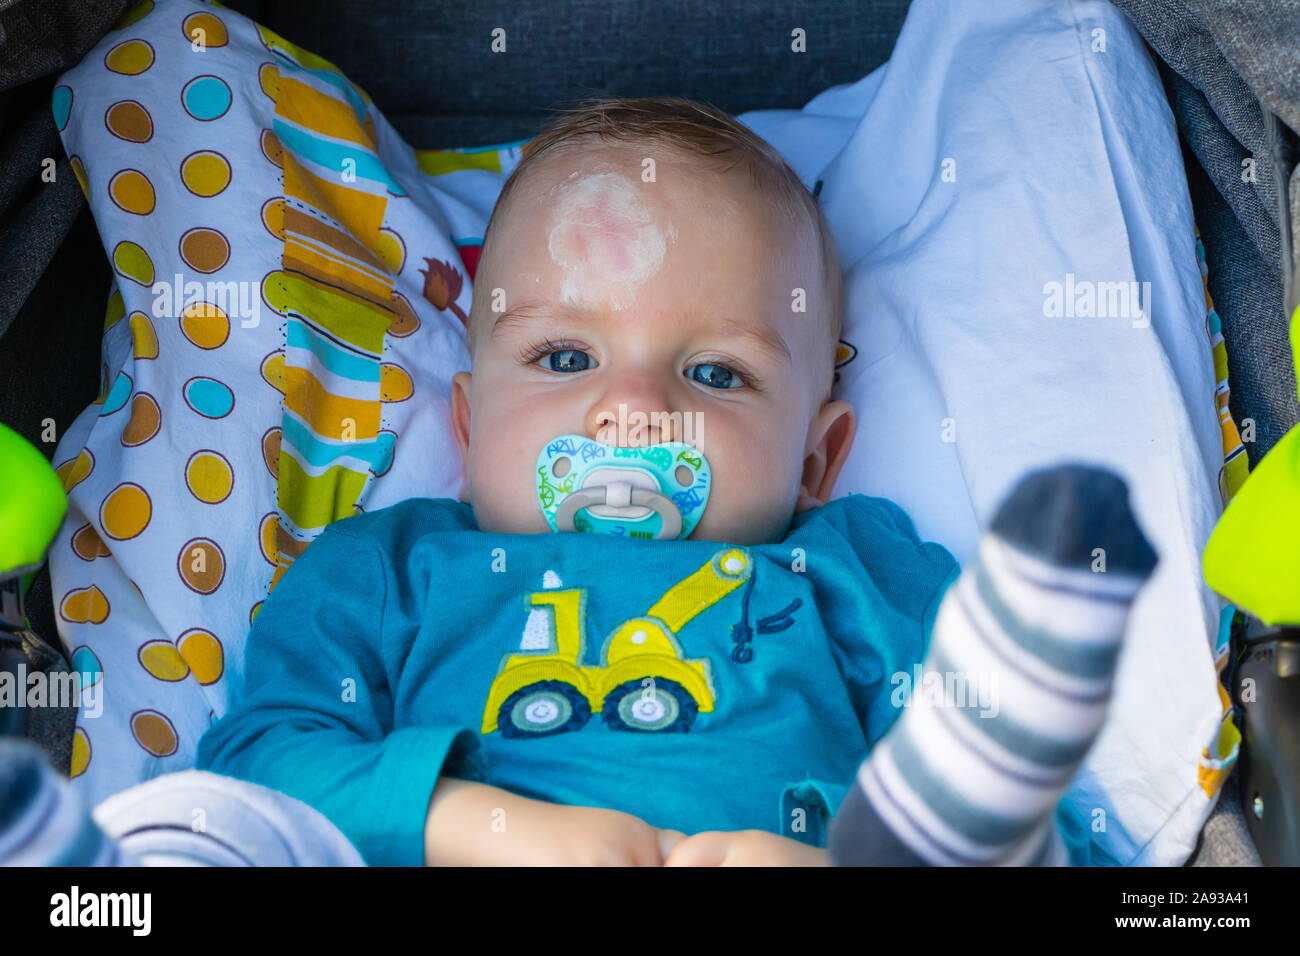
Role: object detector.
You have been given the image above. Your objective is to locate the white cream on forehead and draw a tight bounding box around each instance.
[546,171,676,311]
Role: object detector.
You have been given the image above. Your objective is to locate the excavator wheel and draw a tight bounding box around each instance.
[499,680,591,738]
[601,677,698,733]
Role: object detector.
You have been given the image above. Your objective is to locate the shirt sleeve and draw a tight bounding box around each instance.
[195,523,486,867]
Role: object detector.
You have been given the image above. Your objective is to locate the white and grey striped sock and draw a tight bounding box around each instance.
[830,464,1157,866]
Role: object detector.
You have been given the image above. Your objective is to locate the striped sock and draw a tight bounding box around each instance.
[829,464,1157,866]
[0,739,135,866]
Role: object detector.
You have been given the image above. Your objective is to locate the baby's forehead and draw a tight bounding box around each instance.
[510,144,762,223]
[482,142,823,314]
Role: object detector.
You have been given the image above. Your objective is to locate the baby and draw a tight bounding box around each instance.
[196,97,1157,867]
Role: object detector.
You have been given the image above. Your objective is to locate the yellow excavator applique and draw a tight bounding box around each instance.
[481,547,753,737]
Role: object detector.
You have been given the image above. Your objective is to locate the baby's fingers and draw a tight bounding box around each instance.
[657,828,688,861]
[663,831,731,867]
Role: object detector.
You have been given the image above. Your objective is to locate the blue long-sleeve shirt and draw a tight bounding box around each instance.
[196,494,959,866]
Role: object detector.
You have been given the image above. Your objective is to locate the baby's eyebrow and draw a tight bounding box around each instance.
[490,300,791,364]
[715,315,792,365]
[489,300,572,339]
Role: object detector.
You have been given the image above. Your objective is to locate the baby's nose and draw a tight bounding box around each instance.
[589,403,677,446]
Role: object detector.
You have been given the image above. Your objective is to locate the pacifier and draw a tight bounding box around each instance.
[536,434,711,540]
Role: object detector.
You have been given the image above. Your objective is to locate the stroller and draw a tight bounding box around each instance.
[0,0,1296,866]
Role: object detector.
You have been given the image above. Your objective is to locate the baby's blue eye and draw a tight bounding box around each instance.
[688,363,741,389]
[545,349,595,373]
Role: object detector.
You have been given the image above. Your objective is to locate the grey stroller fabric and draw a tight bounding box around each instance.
[1111,0,1300,463]
[0,0,133,780]
[228,0,912,147]
[0,0,132,334]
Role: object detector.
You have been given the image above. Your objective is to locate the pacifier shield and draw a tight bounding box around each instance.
[536,434,710,540]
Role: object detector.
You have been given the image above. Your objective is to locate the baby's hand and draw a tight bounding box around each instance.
[663,830,830,867]
[539,804,684,866]
[426,777,684,866]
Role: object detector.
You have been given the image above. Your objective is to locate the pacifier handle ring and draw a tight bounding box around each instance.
[554,485,683,540]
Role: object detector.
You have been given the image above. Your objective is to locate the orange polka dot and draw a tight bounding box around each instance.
[70,728,91,777]
[70,155,89,199]
[250,601,263,624]
[104,100,153,142]
[259,513,279,565]
[139,640,189,681]
[178,227,230,273]
[180,301,230,349]
[185,450,233,504]
[260,128,283,167]
[177,537,226,593]
[108,169,155,215]
[261,197,285,239]
[180,150,231,197]
[130,311,158,359]
[262,427,281,478]
[260,350,285,393]
[177,629,224,685]
[100,482,151,539]
[376,228,406,273]
[55,449,94,492]
[389,292,420,337]
[59,585,110,624]
[183,11,228,47]
[381,363,413,402]
[104,38,154,75]
[71,523,111,561]
[258,62,279,101]
[131,710,178,757]
[121,392,161,447]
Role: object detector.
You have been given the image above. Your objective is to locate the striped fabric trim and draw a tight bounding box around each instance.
[261,29,396,594]
[860,534,1131,865]
[1199,231,1250,505]
[1194,225,1244,798]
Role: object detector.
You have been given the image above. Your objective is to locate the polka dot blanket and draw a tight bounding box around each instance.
[48,0,512,803]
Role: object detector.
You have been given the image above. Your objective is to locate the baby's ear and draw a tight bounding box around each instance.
[797,400,855,511]
[450,371,473,500]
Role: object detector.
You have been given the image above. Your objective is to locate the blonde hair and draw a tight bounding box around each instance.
[477,96,843,391]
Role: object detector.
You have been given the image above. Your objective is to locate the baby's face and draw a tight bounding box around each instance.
[451,146,852,545]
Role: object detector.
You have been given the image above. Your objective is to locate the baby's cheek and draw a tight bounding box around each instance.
[695,428,801,542]
[468,407,552,532]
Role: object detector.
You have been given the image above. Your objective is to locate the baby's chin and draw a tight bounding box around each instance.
[686,517,789,547]
[671,496,797,546]
[466,500,556,536]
